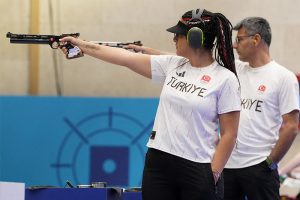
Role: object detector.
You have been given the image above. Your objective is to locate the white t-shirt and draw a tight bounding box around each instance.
[147,55,241,163]
[226,60,300,168]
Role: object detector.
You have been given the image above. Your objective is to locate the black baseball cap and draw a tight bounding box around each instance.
[167,9,206,35]
[166,20,189,35]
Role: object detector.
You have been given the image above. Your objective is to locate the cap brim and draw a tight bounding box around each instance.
[166,21,188,35]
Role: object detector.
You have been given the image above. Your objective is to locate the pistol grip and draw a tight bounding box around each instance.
[64,43,84,59]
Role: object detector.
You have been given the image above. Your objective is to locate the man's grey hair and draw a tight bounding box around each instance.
[234,17,272,47]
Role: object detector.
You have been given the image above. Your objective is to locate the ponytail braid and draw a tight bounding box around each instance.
[213,13,237,76]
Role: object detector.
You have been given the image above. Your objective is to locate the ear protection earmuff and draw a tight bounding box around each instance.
[186,9,205,49]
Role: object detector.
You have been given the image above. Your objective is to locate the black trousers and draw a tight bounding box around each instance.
[223,161,280,200]
[142,148,223,200]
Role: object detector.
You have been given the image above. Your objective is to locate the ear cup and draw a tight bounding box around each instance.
[187,27,204,49]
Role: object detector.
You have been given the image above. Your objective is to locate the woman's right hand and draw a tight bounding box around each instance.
[59,37,84,59]
[124,44,147,53]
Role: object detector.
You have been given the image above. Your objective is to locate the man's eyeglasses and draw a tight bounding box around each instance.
[235,35,255,43]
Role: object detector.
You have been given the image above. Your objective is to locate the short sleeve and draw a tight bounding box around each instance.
[218,73,241,114]
[151,55,188,84]
[278,72,300,115]
[151,55,170,84]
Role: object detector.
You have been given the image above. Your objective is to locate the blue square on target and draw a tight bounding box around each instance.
[90,146,129,186]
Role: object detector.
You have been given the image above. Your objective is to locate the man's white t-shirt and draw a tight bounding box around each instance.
[226,60,300,168]
[147,55,241,163]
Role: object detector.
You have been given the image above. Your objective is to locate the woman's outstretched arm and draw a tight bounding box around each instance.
[60,36,152,78]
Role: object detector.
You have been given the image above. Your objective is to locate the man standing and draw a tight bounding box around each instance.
[223,17,299,200]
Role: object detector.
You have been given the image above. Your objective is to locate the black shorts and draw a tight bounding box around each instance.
[142,148,223,200]
[223,161,280,200]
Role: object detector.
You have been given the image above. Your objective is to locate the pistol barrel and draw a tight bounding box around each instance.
[7,32,51,45]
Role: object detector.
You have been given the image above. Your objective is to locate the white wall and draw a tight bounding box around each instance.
[1,0,299,97]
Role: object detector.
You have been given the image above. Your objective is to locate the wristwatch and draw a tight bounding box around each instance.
[265,156,278,171]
